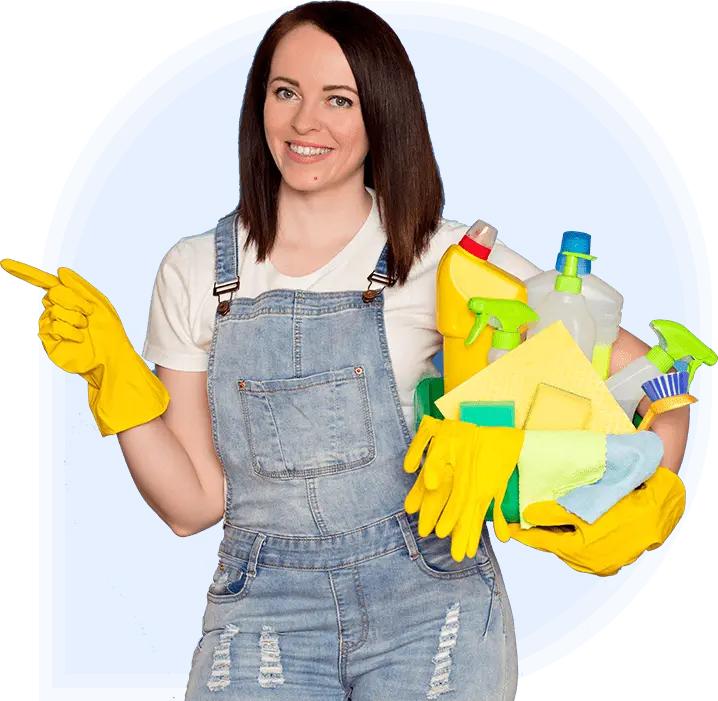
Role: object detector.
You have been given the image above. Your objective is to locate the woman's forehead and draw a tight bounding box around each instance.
[270,25,358,89]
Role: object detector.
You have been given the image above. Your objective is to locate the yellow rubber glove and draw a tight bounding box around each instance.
[404,416,482,539]
[1,259,170,436]
[507,467,685,576]
[439,426,525,561]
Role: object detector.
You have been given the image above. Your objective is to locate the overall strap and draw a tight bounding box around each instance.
[213,211,241,315]
[363,243,397,303]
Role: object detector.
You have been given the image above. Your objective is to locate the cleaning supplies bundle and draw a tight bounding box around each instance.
[407,221,711,575]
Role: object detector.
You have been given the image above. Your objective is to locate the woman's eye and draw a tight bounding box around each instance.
[329,96,353,108]
[275,87,296,100]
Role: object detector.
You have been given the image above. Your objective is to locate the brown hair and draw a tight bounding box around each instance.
[237,1,444,285]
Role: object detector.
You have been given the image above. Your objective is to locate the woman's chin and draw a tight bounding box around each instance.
[281,173,335,193]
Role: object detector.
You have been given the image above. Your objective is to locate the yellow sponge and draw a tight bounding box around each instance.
[523,383,592,430]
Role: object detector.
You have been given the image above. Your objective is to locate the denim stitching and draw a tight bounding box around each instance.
[373,297,412,446]
[206,316,232,513]
[340,565,370,654]
[327,570,347,689]
[223,510,401,539]
[292,293,302,378]
[306,478,329,536]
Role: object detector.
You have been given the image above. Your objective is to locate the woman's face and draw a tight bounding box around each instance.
[263,24,370,194]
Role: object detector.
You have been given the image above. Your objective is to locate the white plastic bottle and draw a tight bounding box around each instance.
[525,232,623,379]
[527,251,596,360]
[605,356,665,418]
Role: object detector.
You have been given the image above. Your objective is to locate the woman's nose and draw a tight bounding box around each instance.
[291,100,322,134]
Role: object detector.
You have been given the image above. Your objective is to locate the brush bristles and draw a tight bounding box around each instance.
[642,372,690,402]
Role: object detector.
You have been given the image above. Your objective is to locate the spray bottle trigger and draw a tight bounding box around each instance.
[465,312,489,346]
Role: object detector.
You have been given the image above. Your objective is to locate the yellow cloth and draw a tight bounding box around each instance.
[404,418,524,562]
[508,467,685,576]
[518,431,607,528]
[435,321,635,434]
[523,383,592,430]
[1,260,170,436]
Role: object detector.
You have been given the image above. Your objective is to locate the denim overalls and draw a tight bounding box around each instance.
[184,211,518,700]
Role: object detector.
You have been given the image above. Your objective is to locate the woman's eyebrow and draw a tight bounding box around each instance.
[269,75,300,87]
[269,76,358,96]
[323,84,359,96]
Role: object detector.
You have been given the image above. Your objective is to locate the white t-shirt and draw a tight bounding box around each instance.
[142,188,542,429]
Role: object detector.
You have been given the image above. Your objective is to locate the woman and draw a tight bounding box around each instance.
[1,2,689,699]
[144,5,526,697]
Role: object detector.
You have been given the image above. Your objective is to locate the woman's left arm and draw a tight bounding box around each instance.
[610,327,690,474]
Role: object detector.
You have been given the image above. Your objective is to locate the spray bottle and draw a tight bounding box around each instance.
[527,251,597,360]
[465,298,539,364]
[436,220,528,392]
[606,319,717,418]
[525,231,623,379]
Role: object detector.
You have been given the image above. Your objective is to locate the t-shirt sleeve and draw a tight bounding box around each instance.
[490,239,544,280]
[142,239,210,372]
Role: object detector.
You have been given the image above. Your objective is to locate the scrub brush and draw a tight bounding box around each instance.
[636,372,696,431]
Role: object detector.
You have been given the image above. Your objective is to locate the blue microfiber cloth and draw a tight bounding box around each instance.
[557,432,664,523]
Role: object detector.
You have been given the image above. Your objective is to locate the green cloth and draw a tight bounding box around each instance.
[518,431,607,529]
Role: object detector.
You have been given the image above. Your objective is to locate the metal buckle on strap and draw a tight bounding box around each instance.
[362,270,396,303]
[213,278,240,316]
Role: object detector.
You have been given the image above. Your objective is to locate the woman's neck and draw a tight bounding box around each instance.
[275,177,373,250]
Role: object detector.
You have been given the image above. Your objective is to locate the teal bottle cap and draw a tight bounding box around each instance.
[556,231,592,275]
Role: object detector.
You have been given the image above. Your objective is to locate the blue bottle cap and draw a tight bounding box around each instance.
[556,231,591,275]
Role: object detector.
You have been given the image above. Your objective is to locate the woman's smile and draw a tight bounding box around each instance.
[285,140,335,163]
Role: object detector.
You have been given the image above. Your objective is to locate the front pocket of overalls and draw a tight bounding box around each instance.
[237,365,376,479]
[207,557,251,602]
[413,532,495,582]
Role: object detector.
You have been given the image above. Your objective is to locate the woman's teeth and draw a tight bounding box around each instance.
[288,143,332,156]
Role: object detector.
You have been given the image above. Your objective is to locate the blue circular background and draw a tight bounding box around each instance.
[44,2,710,688]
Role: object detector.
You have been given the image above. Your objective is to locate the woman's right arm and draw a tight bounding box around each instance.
[117,366,225,537]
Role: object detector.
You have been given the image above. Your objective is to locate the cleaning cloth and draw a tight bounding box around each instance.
[557,432,664,523]
[518,430,607,528]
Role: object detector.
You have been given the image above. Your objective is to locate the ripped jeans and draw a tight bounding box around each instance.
[184,512,518,701]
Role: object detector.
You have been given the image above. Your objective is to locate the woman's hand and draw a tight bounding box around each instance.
[508,467,685,576]
[1,259,169,436]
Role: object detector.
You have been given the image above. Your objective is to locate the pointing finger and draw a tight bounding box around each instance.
[1,259,61,290]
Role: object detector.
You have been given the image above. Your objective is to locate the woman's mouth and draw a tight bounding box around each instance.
[285,142,334,163]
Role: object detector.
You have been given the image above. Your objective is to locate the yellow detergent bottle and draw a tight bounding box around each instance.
[437,220,528,392]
